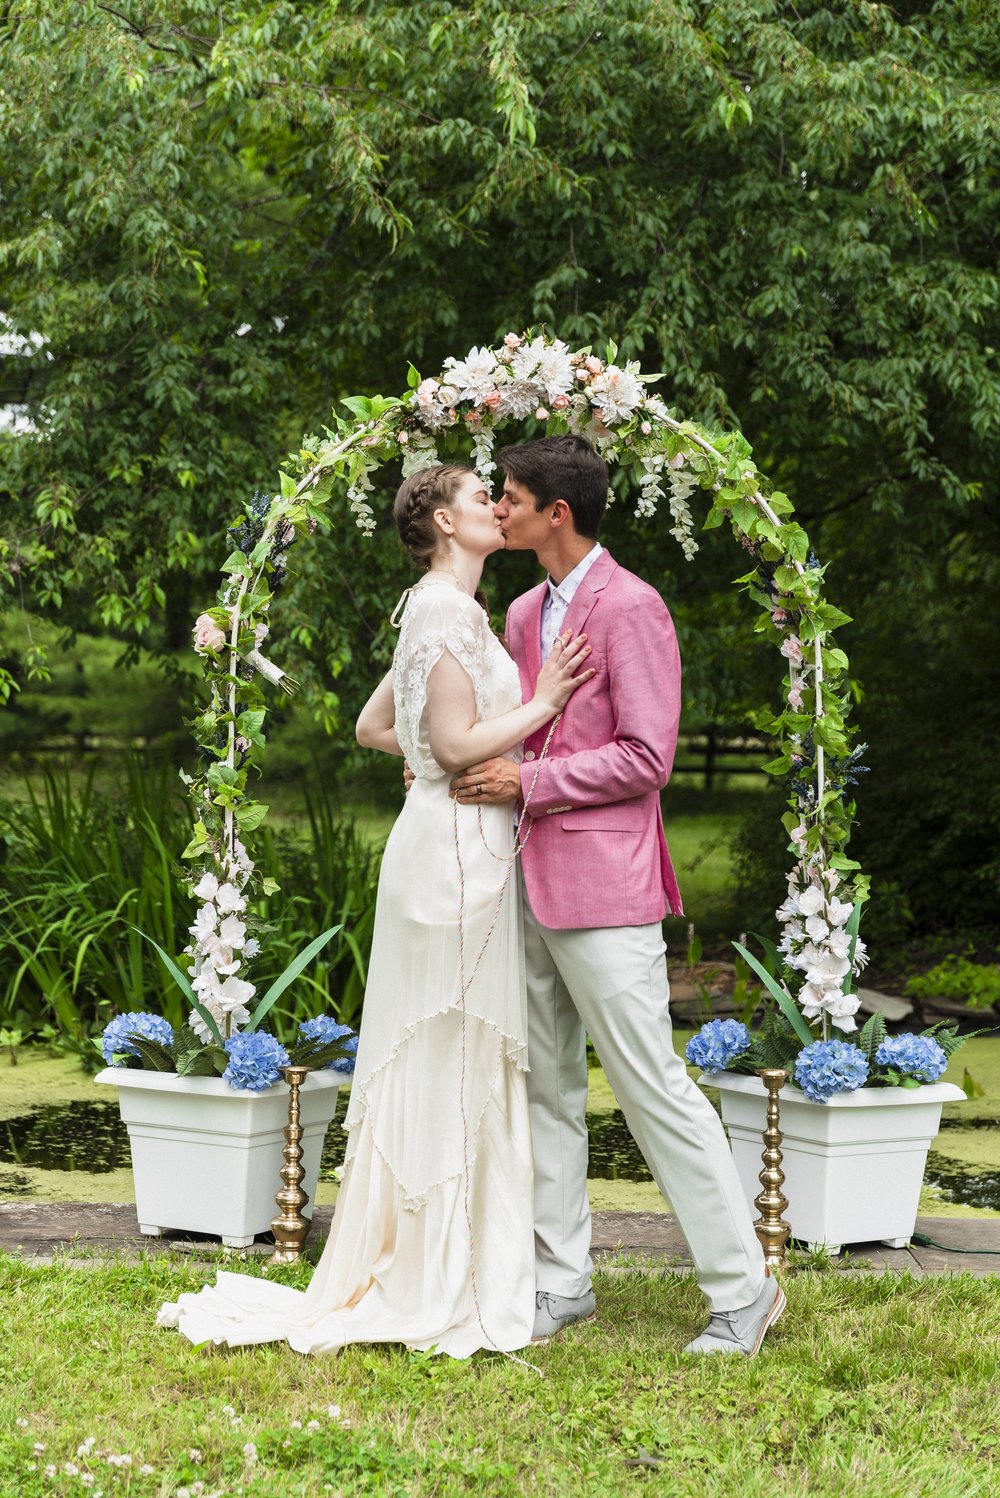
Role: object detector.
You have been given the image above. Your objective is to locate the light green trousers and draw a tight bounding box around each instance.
[523,900,765,1313]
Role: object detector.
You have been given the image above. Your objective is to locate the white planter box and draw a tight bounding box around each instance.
[96,1067,345,1247]
[703,1071,965,1255]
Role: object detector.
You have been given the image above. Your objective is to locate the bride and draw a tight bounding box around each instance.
[157,464,592,1356]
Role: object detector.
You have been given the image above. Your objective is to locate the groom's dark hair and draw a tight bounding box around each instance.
[497,434,608,539]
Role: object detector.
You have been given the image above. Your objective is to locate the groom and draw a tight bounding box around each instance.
[450,434,785,1354]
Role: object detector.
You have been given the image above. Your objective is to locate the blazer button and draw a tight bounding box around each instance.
[524,750,536,760]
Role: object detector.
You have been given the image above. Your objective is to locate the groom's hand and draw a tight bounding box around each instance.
[450,758,520,805]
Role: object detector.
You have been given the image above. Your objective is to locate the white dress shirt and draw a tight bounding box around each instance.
[539,543,604,659]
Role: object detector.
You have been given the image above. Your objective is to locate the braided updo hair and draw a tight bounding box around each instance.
[392,463,491,616]
[392,464,471,569]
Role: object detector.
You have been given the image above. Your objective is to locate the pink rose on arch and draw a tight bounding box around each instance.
[503,332,522,349]
[193,614,226,654]
[780,635,803,663]
[576,367,589,382]
[789,824,809,852]
[585,355,603,374]
[787,682,805,711]
[482,390,503,411]
[552,394,570,410]
[535,406,549,421]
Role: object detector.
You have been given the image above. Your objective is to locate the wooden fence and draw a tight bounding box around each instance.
[4,727,773,791]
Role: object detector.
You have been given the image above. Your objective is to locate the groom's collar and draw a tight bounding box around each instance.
[545,542,605,605]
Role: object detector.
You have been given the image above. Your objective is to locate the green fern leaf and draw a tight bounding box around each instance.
[125,1034,176,1073]
[858,1012,886,1064]
[176,1044,227,1077]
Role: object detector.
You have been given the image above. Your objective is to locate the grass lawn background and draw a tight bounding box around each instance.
[2,1255,998,1498]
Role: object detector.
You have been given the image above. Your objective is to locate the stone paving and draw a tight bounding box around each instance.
[2,1203,998,1275]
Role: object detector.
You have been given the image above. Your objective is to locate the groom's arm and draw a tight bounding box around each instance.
[516,594,680,813]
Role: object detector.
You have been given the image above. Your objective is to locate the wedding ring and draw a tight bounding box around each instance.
[476,783,483,796]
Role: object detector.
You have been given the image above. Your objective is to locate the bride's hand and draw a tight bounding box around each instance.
[533,631,595,714]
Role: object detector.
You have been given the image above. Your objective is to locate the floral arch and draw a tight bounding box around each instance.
[186,331,868,1056]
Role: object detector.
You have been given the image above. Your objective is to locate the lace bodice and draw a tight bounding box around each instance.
[392,580,523,779]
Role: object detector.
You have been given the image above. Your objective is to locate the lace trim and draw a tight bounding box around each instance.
[392,586,520,779]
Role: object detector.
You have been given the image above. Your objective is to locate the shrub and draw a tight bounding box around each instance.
[0,758,381,1055]
[905,955,1000,1013]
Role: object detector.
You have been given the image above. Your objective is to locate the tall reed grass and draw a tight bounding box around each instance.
[0,759,381,1060]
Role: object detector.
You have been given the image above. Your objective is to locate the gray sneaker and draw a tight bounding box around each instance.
[683,1272,786,1356]
[531,1288,597,1342]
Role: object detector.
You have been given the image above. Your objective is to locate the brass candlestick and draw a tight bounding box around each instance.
[753,1068,791,1267]
[269,1065,312,1265]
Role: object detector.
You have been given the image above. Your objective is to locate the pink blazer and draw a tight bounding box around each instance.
[507,550,684,930]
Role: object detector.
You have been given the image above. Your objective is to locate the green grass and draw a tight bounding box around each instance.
[2,1256,998,1497]
[662,809,744,942]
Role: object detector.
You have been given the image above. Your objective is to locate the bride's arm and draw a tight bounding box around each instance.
[426,634,593,775]
[356,672,403,756]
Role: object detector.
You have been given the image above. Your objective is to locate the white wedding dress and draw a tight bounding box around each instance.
[157,579,535,1356]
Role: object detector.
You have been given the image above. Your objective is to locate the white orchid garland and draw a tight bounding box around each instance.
[183,330,866,1048]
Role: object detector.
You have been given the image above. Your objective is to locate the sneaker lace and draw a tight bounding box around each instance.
[705,1309,738,1333]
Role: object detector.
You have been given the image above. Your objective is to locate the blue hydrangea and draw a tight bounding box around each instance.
[795,1039,869,1103]
[222,1032,290,1092]
[299,1016,359,1074]
[101,1011,175,1066]
[685,1019,752,1074]
[875,1034,948,1083]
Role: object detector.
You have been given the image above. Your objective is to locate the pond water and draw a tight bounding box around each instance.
[2,1092,997,1210]
[0,1095,352,1186]
[584,1107,1000,1211]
